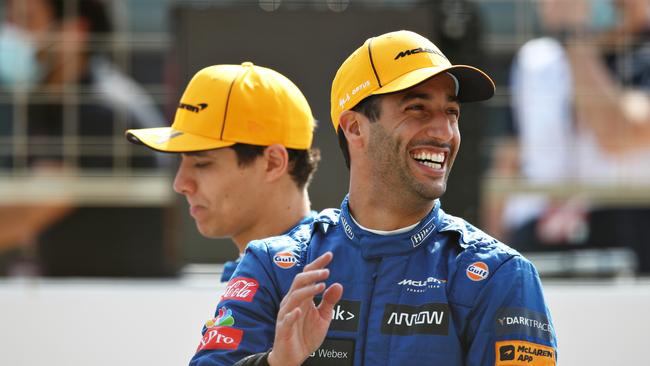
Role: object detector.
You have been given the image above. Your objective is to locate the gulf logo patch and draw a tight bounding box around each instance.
[273,251,297,269]
[466,261,489,281]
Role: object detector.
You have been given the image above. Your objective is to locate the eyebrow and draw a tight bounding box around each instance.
[183,151,210,157]
[398,91,459,105]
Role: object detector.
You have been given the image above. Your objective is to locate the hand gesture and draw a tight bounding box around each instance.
[267,252,343,366]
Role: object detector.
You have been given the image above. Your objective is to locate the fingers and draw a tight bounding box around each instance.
[303,251,333,272]
[288,268,330,294]
[281,282,326,314]
[317,283,344,319]
[276,307,302,340]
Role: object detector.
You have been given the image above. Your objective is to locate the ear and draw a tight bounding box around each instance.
[339,110,366,150]
[262,144,289,182]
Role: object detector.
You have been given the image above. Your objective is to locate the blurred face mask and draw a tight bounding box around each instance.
[0,24,45,89]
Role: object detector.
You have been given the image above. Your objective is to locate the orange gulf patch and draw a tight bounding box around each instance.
[466,261,489,281]
[495,341,556,366]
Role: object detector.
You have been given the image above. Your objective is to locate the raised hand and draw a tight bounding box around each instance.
[267,252,343,366]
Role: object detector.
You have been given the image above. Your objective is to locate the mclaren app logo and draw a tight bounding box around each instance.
[178,102,208,113]
[499,345,515,361]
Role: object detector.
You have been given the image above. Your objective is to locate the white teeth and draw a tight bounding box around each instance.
[422,161,442,169]
[411,151,445,164]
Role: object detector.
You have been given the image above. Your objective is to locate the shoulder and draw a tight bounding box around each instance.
[439,213,538,305]
[245,208,341,268]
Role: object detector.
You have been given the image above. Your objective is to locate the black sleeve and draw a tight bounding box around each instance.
[232,350,271,366]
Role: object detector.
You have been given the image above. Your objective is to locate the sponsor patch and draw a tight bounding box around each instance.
[495,341,556,366]
[221,277,258,302]
[340,215,354,240]
[273,251,298,269]
[381,303,449,336]
[314,298,360,332]
[496,307,554,342]
[196,326,243,352]
[397,276,447,293]
[466,261,489,281]
[205,307,235,328]
[304,338,355,366]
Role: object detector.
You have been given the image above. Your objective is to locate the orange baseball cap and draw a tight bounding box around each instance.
[126,62,314,152]
[330,30,495,131]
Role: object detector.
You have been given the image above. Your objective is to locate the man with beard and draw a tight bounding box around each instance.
[191,31,557,366]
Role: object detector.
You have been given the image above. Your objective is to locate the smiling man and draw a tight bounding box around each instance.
[126,62,319,282]
[192,31,557,366]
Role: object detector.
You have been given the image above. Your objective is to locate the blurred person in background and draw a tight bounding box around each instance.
[126,62,320,283]
[0,0,168,276]
[485,0,650,273]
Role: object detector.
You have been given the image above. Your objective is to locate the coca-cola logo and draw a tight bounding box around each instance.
[221,277,259,302]
[195,326,243,352]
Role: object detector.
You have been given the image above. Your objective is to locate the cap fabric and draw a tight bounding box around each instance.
[330,30,495,131]
[126,62,314,152]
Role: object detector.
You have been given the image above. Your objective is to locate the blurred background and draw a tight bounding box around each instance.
[1,0,649,365]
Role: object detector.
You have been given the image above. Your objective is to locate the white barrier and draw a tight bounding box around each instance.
[0,275,647,365]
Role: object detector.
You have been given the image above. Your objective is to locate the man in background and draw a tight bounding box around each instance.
[126,62,320,282]
[0,0,167,276]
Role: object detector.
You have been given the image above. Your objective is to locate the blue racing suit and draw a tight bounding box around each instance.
[191,197,557,365]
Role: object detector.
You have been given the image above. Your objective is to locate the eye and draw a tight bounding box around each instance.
[447,108,460,118]
[193,161,211,168]
[405,104,425,112]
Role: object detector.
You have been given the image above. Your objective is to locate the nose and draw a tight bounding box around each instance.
[173,157,196,195]
[424,109,455,142]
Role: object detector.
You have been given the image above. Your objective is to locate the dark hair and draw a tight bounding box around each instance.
[47,0,112,34]
[230,144,321,190]
[338,94,383,169]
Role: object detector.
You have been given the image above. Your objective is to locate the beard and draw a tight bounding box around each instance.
[367,122,446,202]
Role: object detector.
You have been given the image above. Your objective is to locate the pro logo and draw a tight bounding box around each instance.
[196,326,243,352]
[221,277,259,302]
[273,251,298,269]
[466,261,489,281]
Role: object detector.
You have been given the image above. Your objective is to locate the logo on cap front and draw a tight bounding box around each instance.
[394,47,448,61]
[178,102,208,113]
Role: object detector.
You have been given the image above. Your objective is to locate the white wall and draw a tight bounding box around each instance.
[1,277,648,365]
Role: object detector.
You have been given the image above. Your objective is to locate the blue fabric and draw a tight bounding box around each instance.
[191,197,557,365]
[218,212,318,283]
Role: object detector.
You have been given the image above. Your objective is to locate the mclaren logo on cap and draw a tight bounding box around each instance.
[178,102,208,113]
[394,47,448,61]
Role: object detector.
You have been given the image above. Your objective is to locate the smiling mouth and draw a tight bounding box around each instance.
[410,151,446,169]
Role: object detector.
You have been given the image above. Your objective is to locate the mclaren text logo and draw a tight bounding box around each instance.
[394,47,448,60]
[381,303,449,335]
[178,102,208,113]
[398,277,446,293]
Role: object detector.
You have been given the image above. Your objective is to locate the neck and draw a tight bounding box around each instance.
[232,187,311,253]
[347,172,434,231]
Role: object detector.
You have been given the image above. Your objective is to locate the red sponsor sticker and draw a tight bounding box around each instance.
[466,261,489,281]
[196,326,243,352]
[221,277,259,302]
[273,251,297,269]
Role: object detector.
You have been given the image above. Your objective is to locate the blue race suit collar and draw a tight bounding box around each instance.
[338,195,444,259]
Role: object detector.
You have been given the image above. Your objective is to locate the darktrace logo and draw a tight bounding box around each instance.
[394,47,448,61]
[178,102,208,113]
[499,345,515,361]
[381,303,449,335]
[495,307,554,342]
